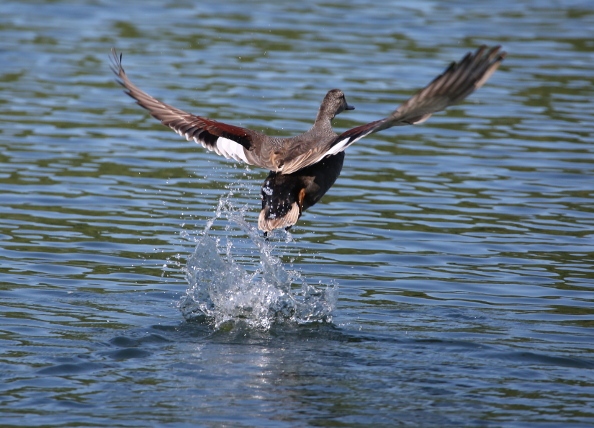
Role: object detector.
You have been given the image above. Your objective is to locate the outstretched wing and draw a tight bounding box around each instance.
[110,49,272,168]
[322,45,506,160]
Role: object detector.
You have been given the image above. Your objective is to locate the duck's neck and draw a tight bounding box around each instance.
[313,108,335,131]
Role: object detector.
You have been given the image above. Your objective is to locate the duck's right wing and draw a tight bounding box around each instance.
[323,45,506,159]
[110,49,276,170]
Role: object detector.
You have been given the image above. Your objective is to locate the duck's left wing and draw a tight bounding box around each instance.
[110,49,273,169]
[322,45,506,160]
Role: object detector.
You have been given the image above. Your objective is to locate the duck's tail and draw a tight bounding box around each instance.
[258,173,305,233]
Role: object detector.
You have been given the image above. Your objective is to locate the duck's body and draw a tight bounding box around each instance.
[110,46,505,233]
[259,152,345,232]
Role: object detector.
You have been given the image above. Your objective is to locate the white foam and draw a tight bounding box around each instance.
[178,196,337,330]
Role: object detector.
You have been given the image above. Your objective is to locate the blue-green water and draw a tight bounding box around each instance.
[1,0,594,426]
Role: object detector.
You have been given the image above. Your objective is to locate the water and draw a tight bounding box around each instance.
[179,198,337,329]
[1,0,594,426]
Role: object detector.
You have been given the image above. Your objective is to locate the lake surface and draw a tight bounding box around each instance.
[1,0,594,426]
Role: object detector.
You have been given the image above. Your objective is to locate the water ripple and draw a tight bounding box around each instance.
[1,0,594,426]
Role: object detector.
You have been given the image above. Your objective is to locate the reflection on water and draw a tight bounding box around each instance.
[179,197,337,329]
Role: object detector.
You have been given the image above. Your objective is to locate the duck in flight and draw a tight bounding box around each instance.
[110,46,505,234]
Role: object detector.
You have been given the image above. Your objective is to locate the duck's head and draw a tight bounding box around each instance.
[316,89,355,122]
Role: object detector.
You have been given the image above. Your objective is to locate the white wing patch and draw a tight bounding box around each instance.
[213,136,249,163]
[324,136,351,157]
[174,127,248,163]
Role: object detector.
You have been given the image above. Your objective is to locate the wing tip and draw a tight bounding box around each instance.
[109,47,128,91]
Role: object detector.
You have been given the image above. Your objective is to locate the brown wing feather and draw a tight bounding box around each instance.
[315,45,506,165]
[110,49,272,167]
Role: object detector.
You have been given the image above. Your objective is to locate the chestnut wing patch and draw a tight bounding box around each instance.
[324,119,386,157]
[111,49,260,166]
[318,45,505,160]
[164,115,252,163]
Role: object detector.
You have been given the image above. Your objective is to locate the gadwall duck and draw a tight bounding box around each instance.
[110,46,505,233]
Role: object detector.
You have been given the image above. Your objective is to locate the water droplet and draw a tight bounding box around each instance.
[178,195,337,330]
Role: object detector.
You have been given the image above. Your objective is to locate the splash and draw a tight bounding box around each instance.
[178,197,337,330]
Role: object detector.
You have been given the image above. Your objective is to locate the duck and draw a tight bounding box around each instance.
[110,46,505,234]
